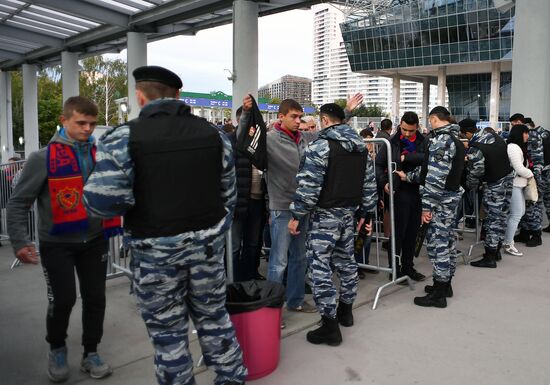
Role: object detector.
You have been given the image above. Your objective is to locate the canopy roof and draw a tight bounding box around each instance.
[0,0,321,70]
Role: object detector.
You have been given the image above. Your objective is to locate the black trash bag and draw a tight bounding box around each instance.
[236,95,267,170]
[226,280,285,315]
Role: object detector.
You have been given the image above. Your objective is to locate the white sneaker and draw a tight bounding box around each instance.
[504,242,523,257]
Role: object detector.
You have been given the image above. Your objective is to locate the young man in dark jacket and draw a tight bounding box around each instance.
[7,97,113,382]
[375,111,427,281]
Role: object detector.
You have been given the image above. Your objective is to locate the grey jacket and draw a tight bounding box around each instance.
[238,110,318,211]
[7,131,103,252]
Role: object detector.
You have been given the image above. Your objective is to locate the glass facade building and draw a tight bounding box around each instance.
[342,0,514,71]
[340,0,516,122]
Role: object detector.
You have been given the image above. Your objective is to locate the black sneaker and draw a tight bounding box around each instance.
[402,269,426,282]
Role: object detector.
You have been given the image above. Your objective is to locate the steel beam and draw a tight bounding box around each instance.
[32,0,129,27]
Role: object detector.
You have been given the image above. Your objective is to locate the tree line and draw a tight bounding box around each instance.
[11,56,127,151]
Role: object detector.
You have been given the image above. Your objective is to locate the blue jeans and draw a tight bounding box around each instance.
[267,209,308,308]
[505,186,526,243]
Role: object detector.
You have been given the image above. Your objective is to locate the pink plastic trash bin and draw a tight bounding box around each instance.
[226,281,285,381]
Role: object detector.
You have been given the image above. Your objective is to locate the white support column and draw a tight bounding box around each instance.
[391,74,400,124]
[0,71,14,163]
[422,77,430,129]
[61,51,79,102]
[489,62,501,128]
[511,0,550,128]
[6,72,13,159]
[22,64,39,158]
[437,66,446,106]
[232,0,258,121]
[127,32,147,120]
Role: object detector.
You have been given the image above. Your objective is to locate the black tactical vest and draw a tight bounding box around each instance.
[125,101,226,238]
[419,130,465,191]
[469,132,513,183]
[317,140,368,208]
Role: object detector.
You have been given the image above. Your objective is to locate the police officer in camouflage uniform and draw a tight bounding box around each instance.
[402,107,464,308]
[515,117,545,247]
[540,125,550,233]
[459,120,514,268]
[288,103,377,346]
[83,66,246,385]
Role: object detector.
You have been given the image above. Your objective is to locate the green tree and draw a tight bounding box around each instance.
[80,56,127,126]
[37,67,63,145]
[270,97,282,104]
[334,99,347,110]
[10,56,128,150]
[355,103,385,117]
[10,69,63,149]
[10,71,24,151]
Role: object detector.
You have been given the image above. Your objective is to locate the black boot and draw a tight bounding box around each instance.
[495,242,502,261]
[414,280,447,308]
[526,230,542,247]
[306,316,342,346]
[514,229,531,243]
[336,301,354,327]
[424,279,453,298]
[470,247,497,268]
[543,225,550,233]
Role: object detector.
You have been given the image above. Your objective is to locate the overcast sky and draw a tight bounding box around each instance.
[107,9,314,95]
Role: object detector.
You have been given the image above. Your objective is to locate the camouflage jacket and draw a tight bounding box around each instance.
[83,99,236,243]
[408,123,464,212]
[528,126,545,177]
[465,129,493,190]
[290,123,377,219]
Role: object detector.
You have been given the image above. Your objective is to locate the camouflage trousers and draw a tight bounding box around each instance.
[519,173,544,231]
[306,208,358,319]
[425,192,462,282]
[482,174,513,249]
[131,233,247,385]
[542,169,550,222]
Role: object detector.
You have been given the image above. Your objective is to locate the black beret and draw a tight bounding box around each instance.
[509,113,524,122]
[133,65,182,89]
[458,118,477,133]
[429,106,451,117]
[320,103,345,121]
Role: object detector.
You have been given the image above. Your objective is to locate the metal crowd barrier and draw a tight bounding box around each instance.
[453,138,483,263]
[454,190,482,264]
[1,160,131,281]
[357,138,414,310]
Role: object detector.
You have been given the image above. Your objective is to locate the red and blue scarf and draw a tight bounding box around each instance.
[400,133,417,155]
[47,142,122,238]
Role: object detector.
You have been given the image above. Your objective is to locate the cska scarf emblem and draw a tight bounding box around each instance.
[47,142,122,237]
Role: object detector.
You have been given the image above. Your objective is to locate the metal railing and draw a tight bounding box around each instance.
[357,138,415,310]
[1,160,129,281]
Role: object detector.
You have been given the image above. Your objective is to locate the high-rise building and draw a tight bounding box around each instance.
[258,74,312,106]
[312,3,439,120]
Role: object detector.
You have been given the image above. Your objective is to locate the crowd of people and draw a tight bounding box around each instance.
[5,64,549,385]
